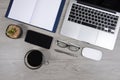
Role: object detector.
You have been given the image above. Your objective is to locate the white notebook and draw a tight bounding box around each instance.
[6,0,65,32]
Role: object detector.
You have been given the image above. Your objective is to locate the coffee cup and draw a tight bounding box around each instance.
[24,50,44,70]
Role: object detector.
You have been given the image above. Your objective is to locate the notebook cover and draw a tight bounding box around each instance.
[52,0,66,32]
[5,0,14,17]
[5,0,66,33]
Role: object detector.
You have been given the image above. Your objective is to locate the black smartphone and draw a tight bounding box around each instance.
[25,30,53,49]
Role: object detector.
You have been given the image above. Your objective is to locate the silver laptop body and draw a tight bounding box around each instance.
[61,0,120,50]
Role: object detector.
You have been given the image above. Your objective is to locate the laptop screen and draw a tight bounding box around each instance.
[79,0,120,12]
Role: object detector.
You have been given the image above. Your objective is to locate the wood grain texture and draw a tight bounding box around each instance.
[0,0,120,80]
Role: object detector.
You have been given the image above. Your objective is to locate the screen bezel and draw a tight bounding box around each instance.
[77,0,120,13]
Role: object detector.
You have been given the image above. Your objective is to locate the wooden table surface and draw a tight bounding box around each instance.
[1,0,120,80]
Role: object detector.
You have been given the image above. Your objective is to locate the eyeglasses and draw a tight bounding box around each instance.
[56,40,80,52]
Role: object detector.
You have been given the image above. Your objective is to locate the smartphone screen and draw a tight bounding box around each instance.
[25,30,53,49]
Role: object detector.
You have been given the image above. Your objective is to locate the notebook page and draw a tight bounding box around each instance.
[8,0,37,23]
[30,0,62,31]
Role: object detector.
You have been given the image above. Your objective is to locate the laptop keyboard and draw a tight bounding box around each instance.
[68,3,119,34]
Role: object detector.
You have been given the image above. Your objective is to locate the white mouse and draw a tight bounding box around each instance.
[82,47,102,61]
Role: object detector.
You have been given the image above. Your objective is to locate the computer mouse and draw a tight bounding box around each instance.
[82,47,102,61]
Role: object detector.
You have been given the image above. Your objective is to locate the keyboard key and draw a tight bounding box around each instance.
[68,3,118,34]
[109,26,115,30]
[69,15,75,18]
[82,22,97,28]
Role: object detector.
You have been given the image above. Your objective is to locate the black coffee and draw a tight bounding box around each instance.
[27,50,43,67]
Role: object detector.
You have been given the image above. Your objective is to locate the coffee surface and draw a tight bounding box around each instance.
[27,50,43,67]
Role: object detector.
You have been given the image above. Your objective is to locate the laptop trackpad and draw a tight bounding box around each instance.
[77,26,98,44]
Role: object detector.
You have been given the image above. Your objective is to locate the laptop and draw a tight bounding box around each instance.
[60,0,120,50]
